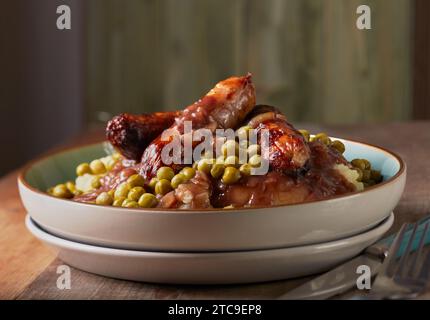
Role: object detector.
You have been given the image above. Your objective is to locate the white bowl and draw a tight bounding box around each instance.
[26,213,393,284]
[19,139,406,252]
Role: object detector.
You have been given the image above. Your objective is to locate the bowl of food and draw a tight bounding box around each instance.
[19,74,406,252]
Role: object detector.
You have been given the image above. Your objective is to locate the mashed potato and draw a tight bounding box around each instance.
[76,174,98,192]
[334,163,364,191]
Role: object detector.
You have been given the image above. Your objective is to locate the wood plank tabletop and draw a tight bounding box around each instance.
[1,121,430,300]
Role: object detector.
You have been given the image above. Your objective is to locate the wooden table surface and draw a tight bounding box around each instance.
[1,121,430,300]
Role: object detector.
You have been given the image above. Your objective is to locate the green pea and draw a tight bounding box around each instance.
[96,192,114,206]
[312,133,331,145]
[224,155,239,167]
[52,184,73,199]
[156,166,175,181]
[127,174,145,187]
[138,193,158,208]
[299,129,310,142]
[113,196,126,207]
[362,169,371,182]
[236,125,251,139]
[112,153,122,161]
[247,144,260,157]
[249,154,262,167]
[76,163,91,176]
[148,177,158,190]
[210,163,225,179]
[171,174,186,189]
[105,157,117,171]
[370,170,382,183]
[155,179,173,195]
[215,155,225,164]
[351,159,367,171]
[65,181,76,194]
[127,186,145,201]
[91,176,102,189]
[180,167,196,180]
[122,200,139,208]
[222,140,239,157]
[222,167,241,185]
[197,158,213,174]
[331,140,345,154]
[90,159,106,175]
[362,159,371,170]
[114,182,131,199]
[239,163,252,176]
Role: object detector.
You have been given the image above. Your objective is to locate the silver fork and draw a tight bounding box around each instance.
[366,220,430,299]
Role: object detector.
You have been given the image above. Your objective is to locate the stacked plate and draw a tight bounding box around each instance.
[19,139,406,284]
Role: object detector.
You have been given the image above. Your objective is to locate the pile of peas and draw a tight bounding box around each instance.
[103,166,198,208]
[47,181,79,199]
[92,125,264,208]
[48,126,265,207]
[298,130,346,154]
[193,125,263,185]
[349,159,382,187]
[298,130,383,187]
[97,173,156,208]
[48,154,120,199]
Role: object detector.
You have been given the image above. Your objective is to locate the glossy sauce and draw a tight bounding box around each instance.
[212,142,356,208]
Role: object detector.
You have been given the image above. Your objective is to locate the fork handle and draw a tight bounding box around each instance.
[365,244,388,261]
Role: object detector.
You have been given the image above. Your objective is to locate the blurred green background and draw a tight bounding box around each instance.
[87,0,412,124]
[1,0,427,177]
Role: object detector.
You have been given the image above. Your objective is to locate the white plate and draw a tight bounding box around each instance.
[26,213,393,284]
[19,139,405,252]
